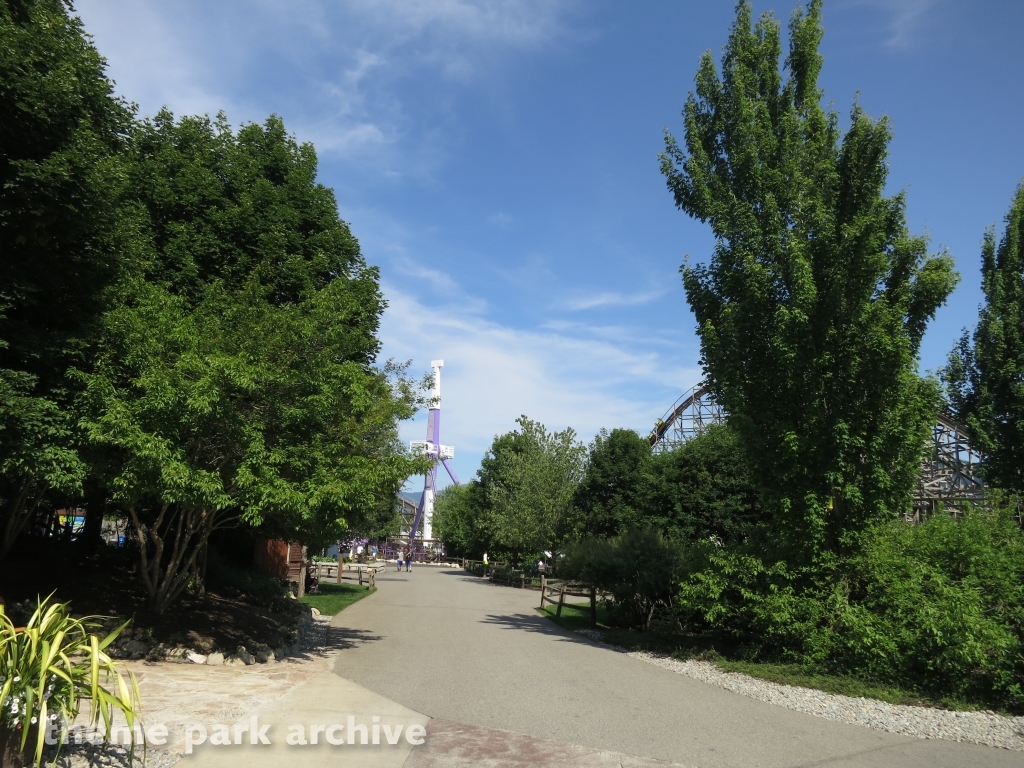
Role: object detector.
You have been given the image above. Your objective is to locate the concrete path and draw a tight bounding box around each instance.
[329,566,1023,768]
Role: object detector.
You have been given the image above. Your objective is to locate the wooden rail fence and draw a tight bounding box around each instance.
[312,562,380,588]
[539,576,597,628]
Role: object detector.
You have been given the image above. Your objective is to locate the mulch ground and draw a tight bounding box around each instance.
[0,537,298,653]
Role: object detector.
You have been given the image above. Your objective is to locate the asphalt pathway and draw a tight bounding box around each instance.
[329,566,1022,768]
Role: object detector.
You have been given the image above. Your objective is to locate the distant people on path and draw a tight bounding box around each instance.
[483,552,488,565]
[405,548,413,572]
[397,551,403,571]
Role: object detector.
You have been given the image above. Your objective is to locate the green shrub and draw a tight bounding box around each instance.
[564,527,684,629]
[822,510,1024,707]
[676,508,1024,708]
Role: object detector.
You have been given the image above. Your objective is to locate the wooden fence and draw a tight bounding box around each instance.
[312,562,381,588]
[539,576,597,627]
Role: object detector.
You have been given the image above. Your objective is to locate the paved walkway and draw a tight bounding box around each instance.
[328,565,1022,768]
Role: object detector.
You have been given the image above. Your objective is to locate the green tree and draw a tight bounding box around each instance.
[945,183,1024,493]
[482,417,586,561]
[646,424,767,545]
[0,0,132,560]
[80,113,425,612]
[572,428,651,538]
[432,482,492,559]
[434,417,585,562]
[660,0,957,559]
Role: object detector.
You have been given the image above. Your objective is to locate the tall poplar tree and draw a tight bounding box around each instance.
[945,183,1024,493]
[660,0,957,560]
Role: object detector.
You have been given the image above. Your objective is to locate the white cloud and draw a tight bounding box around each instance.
[380,283,700,485]
[842,0,938,48]
[563,289,666,311]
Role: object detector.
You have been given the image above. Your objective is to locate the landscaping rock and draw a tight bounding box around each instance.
[124,639,149,659]
[206,652,224,666]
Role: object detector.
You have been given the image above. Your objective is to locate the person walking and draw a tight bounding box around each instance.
[405,548,413,572]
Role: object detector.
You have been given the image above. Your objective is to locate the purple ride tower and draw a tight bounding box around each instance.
[409,360,459,545]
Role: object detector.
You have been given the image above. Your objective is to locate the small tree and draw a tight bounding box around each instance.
[646,423,767,545]
[660,0,957,559]
[483,417,586,562]
[945,183,1024,493]
[572,428,651,539]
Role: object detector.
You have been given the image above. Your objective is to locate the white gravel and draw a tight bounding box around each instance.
[574,628,1024,751]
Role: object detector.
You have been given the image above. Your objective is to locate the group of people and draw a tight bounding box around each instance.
[396,548,414,572]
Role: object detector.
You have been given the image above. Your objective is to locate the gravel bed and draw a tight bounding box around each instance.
[574,628,1024,751]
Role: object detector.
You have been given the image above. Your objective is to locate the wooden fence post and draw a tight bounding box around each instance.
[556,584,566,618]
[590,586,597,628]
[337,549,343,584]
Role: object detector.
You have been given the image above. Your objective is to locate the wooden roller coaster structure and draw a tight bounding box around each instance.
[648,384,987,519]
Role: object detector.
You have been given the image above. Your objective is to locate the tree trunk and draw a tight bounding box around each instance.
[78,483,107,552]
[128,505,230,614]
[296,545,308,598]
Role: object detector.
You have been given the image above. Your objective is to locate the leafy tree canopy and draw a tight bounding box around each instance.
[78,113,425,610]
[660,0,957,559]
[945,182,1024,493]
[571,428,651,538]
[0,0,131,560]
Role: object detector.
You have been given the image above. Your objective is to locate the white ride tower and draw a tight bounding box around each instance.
[409,360,459,543]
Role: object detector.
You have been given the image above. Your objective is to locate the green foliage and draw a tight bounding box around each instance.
[435,416,585,561]
[78,112,426,612]
[821,509,1024,707]
[484,417,586,559]
[563,528,684,629]
[660,0,957,558]
[0,0,132,561]
[945,182,1024,493]
[0,596,141,767]
[432,482,492,558]
[571,424,765,545]
[572,429,651,538]
[676,507,1024,709]
[646,424,768,544]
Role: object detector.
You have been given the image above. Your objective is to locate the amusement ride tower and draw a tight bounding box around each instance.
[409,360,459,544]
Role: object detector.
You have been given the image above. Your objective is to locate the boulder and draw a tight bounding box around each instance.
[206,652,224,666]
[124,639,149,659]
[186,652,207,664]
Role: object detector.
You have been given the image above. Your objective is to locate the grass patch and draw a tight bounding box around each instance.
[539,604,969,711]
[709,660,959,708]
[299,582,374,616]
[538,601,610,631]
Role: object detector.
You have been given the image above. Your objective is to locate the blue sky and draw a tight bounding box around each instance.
[76,0,1024,488]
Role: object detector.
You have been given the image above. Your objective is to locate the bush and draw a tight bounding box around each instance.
[822,509,1024,707]
[564,527,684,629]
[676,508,1024,708]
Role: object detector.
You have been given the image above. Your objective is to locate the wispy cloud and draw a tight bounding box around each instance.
[564,289,666,311]
[843,0,939,48]
[381,283,700,484]
[76,0,580,171]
